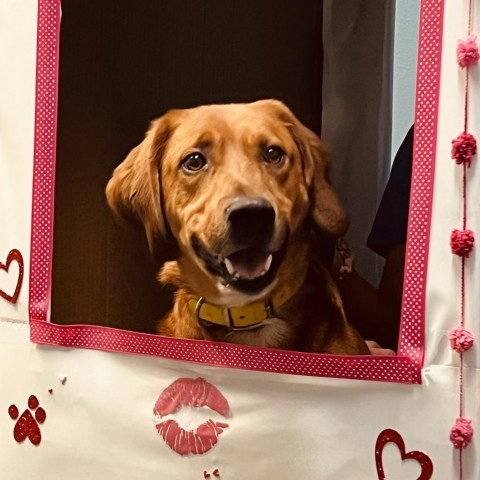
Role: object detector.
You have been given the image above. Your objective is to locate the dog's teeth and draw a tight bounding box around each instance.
[265,254,273,272]
[224,258,236,276]
[257,254,273,277]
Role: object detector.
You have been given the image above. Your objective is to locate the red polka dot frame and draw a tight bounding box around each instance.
[29,0,443,383]
[397,0,445,369]
[29,0,60,322]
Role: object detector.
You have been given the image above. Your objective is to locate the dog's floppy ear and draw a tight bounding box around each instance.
[106,115,177,260]
[293,123,348,236]
[269,100,348,237]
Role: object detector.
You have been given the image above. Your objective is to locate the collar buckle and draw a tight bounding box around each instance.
[194,296,266,331]
[265,299,275,319]
[194,297,211,328]
[226,300,275,331]
[223,306,234,329]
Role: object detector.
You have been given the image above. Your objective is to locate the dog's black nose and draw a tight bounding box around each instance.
[226,197,276,245]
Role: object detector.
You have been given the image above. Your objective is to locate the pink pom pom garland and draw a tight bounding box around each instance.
[450,418,474,449]
[451,3,477,477]
[448,326,475,353]
[451,132,477,167]
[450,229,475,257]
[457,34,480,68]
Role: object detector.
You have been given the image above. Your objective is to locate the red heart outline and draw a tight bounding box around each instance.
[375,429,433,480]
[0,249,24,304]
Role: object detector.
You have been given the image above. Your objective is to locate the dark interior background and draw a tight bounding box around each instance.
[52,0,324,331]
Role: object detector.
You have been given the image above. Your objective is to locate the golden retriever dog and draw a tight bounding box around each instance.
[106,99,369,354]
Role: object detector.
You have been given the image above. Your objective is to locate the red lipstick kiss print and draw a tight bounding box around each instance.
[154,378,231,456]
[8,395,47,446]
[0,249,24,304]
[375,429,433,480]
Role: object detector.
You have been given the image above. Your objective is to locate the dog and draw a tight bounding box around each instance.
[106,99,369,354]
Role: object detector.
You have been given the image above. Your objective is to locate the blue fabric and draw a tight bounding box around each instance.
[367,126,414,257]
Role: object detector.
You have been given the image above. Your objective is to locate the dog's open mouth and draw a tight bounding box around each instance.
[191,235,285,293]
[224,248,272,281]
[222,247,284,293]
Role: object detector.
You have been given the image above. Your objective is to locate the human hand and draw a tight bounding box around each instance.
[365,340,396,356]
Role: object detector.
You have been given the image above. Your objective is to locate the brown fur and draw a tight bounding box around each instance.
[106,99,369,354]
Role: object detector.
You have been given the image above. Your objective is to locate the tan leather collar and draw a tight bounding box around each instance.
[187,272,305,330]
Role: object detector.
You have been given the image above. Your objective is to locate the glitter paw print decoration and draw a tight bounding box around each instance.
[8,395,47,446]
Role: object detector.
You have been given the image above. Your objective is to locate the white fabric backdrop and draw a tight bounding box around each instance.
[0,0,37,323]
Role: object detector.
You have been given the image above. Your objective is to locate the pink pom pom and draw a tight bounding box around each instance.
[450,229,475,257]
[452,133,477,167]
[457,35,480,68]
[448,326,475,353]
[450,417,474,449]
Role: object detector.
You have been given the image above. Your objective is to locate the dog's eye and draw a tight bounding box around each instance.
[264,146,286,164]
[181,152,208,173]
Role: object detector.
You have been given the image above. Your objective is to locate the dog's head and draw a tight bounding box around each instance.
[106,100,347,302]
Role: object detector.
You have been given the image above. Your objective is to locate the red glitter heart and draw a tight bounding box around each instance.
[0,249,24,304]
[375,429,433,480]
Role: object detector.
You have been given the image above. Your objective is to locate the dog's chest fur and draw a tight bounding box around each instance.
[157,263,368,353]
[217,317,295,349]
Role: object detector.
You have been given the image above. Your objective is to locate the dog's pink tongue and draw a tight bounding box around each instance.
[227,249,270,280]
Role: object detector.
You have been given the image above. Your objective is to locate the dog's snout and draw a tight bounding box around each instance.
[226,197,275,245]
